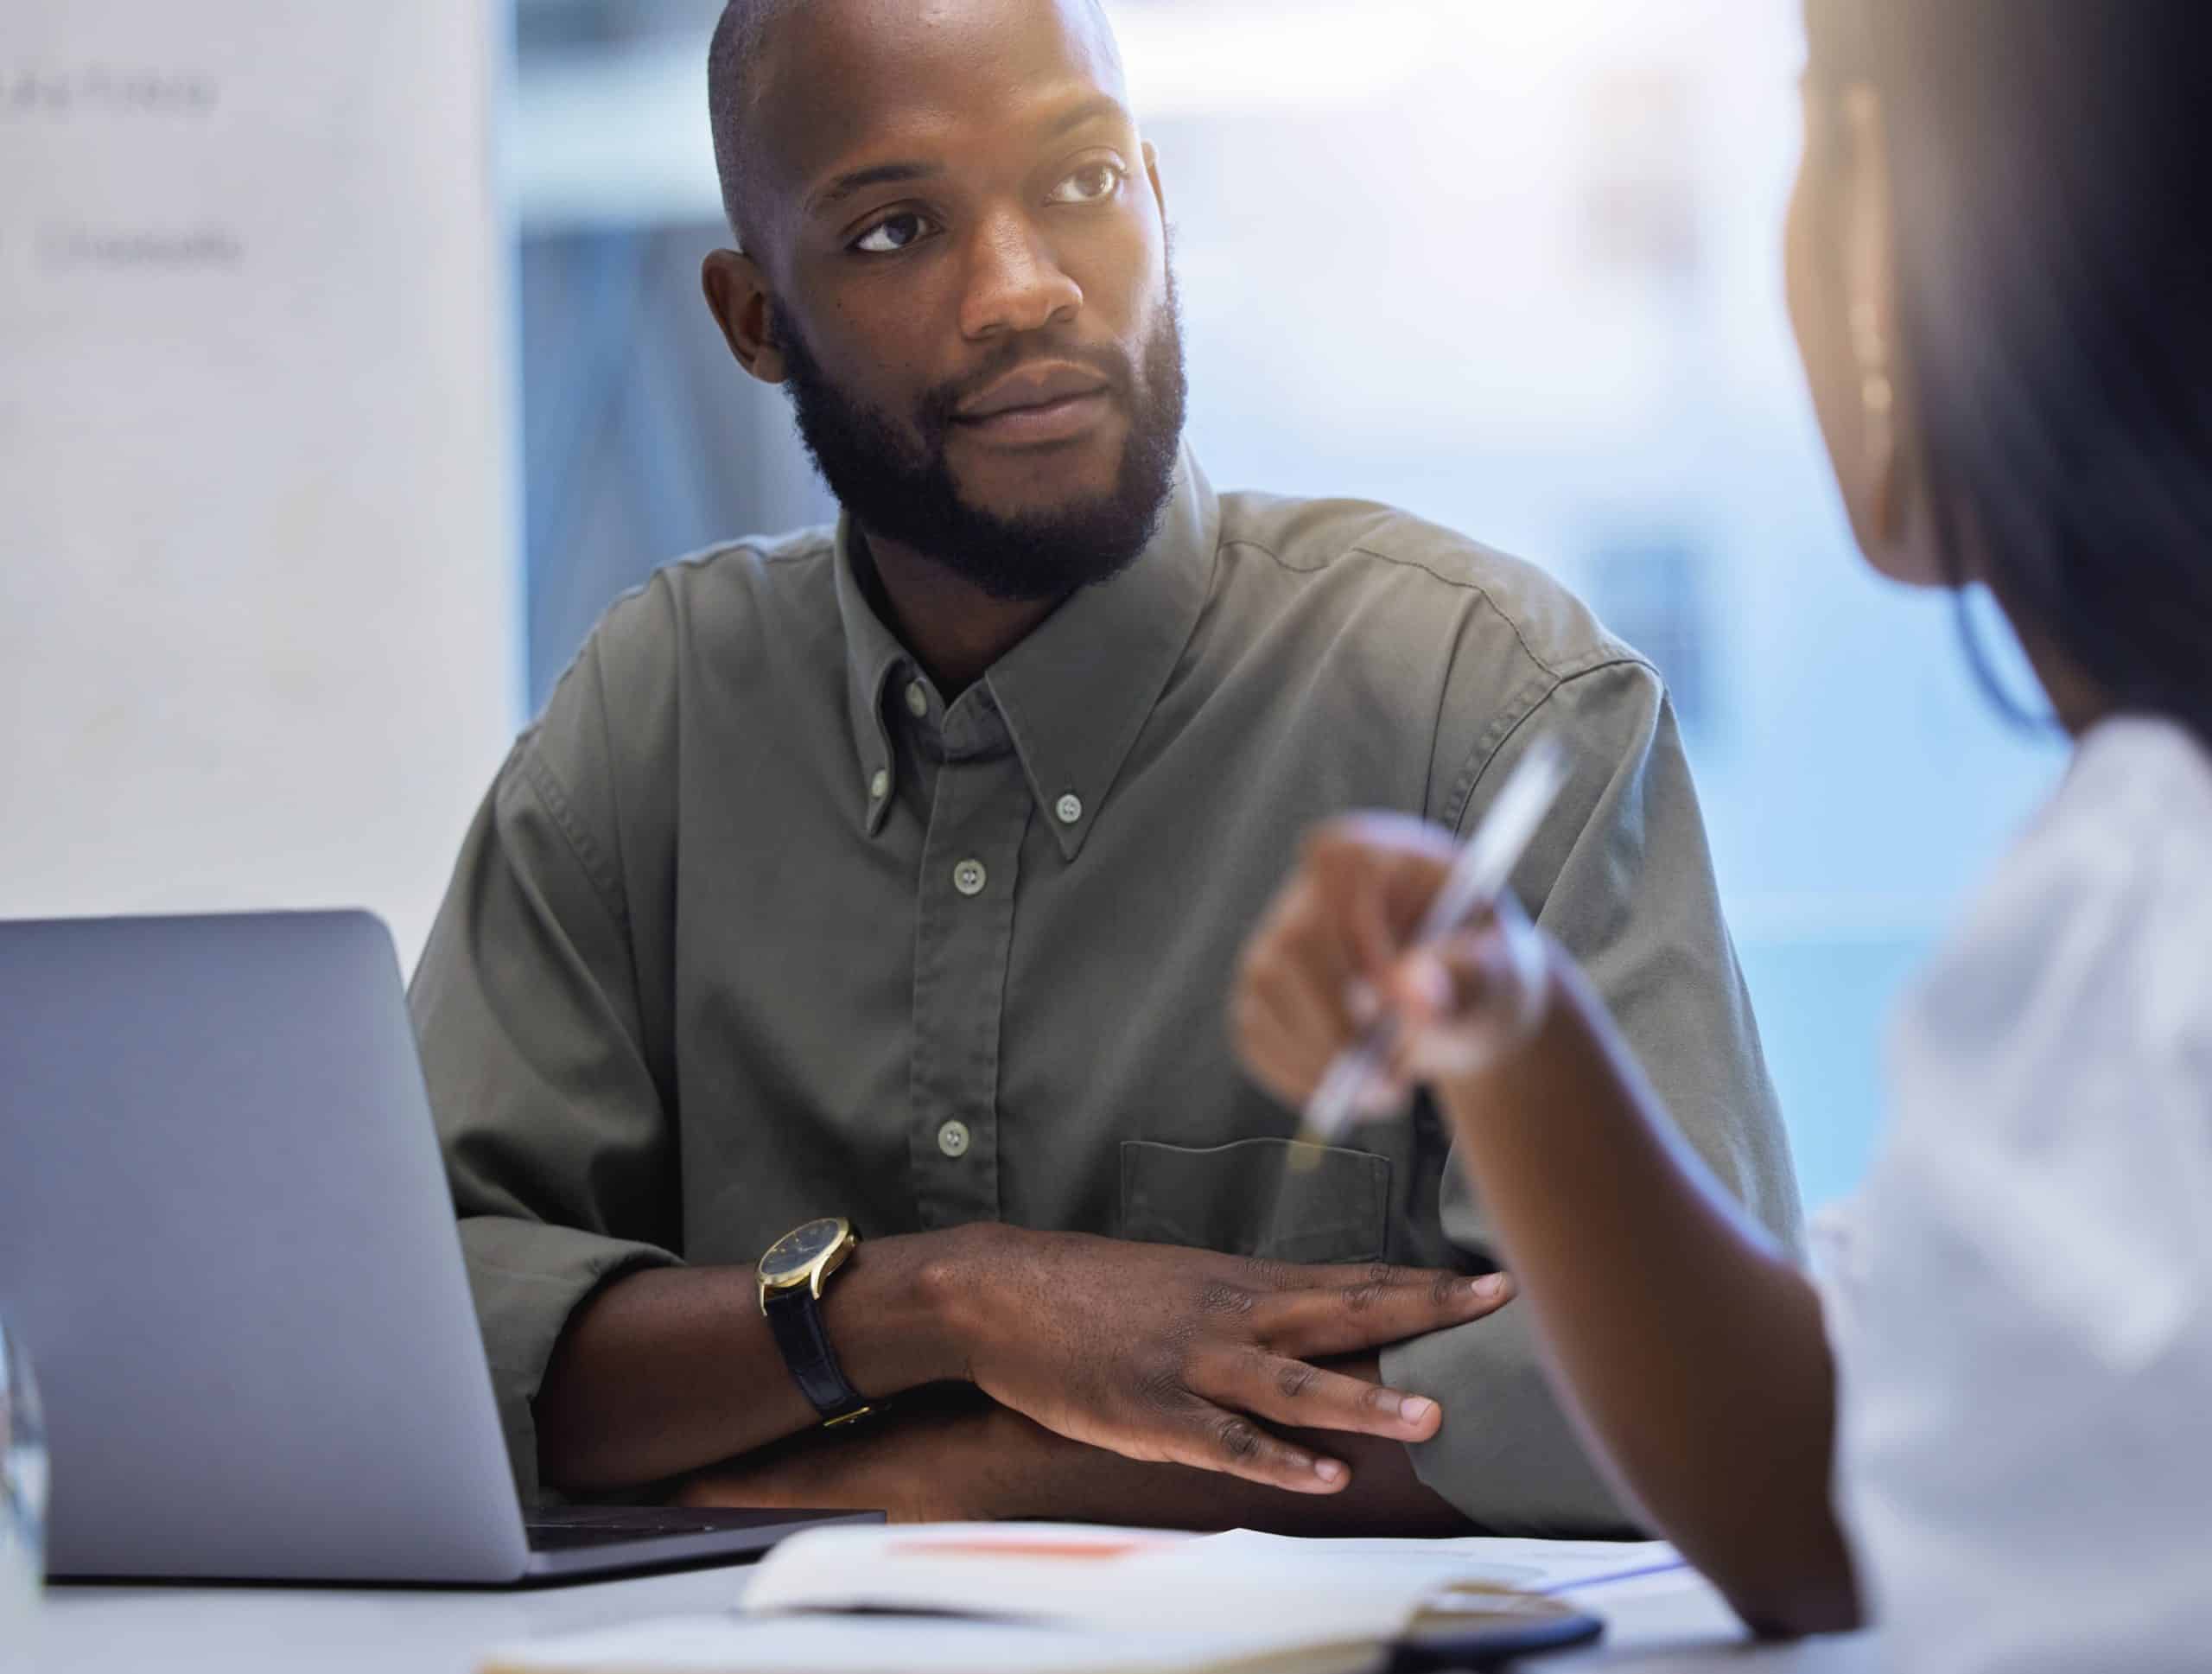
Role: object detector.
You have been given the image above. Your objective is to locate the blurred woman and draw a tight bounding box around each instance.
[1232,1,2212,1662]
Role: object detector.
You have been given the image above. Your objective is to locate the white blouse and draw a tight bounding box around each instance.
[1820,716,2212,1671]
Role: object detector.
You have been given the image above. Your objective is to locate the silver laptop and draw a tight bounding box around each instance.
[0,909,878,1584]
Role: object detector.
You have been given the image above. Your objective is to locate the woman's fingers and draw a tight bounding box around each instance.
[1233,871,1375,1103]
[1389,899,1552,1080]
[1232,953,1345,1107]
[1233,818,1555,1106]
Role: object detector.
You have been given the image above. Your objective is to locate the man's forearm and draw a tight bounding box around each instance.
[536,1221,1504,1503]
[677,1359,1476,1537]
[536,1230,974,1493]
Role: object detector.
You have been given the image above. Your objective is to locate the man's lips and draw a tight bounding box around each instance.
[953,361,1112,422]
[950,386,1112,449]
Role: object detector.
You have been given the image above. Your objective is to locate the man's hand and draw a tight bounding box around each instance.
[931,1224,1512,1493]
[677,1366,1477,1535]
[541,1217,1508,1499]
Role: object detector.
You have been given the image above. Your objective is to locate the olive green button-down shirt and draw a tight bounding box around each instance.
[411,449,1801,1531]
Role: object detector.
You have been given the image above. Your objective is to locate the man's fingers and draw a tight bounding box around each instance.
[1206,1351,1446,1443]
[1255,1257,1465,1295]
[1153,1403,1351,1494]
[1255,1267,1515,1358]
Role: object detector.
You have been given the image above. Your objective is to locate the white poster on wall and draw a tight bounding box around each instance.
[0,4,518,968]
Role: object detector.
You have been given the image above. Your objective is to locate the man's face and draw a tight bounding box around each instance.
[734,0,1186,599]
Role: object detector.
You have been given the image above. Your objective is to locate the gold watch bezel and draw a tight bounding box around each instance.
[756,1216,859,1312]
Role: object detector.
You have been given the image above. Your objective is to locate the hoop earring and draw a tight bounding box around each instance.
[1851,299,1901,539]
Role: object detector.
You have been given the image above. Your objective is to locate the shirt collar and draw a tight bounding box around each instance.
[834,446,1220,856]
[833,524,912,837]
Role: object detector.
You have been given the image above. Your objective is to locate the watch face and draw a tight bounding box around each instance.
[761,1218,846,1283]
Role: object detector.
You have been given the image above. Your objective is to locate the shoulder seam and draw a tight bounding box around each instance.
[1440,655,1662,834]
[1221,534,1628,684]
[1553,652,1664,689]
[659,534,834,576]
[512,743,631,932]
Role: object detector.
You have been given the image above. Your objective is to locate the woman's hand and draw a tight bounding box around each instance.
[1238,818,1861,1638]
[1232,813,1555,1114]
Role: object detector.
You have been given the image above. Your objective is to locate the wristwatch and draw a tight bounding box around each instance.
[756,1217,875,1427]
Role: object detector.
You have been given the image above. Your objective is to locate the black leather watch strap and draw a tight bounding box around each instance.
[763,1287,872,1423]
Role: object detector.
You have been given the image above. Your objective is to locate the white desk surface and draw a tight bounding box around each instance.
[23,1557,1878,1674]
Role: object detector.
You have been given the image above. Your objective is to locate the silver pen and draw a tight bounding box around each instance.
[1294,735,1570,1150]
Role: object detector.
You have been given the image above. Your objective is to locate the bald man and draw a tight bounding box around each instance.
[412,0,1801,1535]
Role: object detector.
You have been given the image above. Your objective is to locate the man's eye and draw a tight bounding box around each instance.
[1048,162,1124,206]
[852,213,937,255]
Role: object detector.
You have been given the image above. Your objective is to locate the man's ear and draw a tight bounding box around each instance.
[702,248,788,385]
[1142,140,1166,223]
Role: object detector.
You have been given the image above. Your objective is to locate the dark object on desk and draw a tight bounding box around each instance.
[0,909,883,1586]
[518,1505,879,1583]
[1389,1588,1605,1671]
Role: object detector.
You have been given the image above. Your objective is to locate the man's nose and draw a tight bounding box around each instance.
[958,211,1083,341]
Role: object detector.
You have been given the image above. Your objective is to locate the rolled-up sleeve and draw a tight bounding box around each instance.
[1382,658,1802,1533]
[408,645,682,1505]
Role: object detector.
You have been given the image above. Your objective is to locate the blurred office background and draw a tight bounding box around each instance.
[511,0,2063,1209]
[4,0,2063,1213]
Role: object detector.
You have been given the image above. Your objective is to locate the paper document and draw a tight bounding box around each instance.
[481,1612,1382,1674]
[480,1523,1645,1674]
[1192,1529,1680,1594]
[739,1522,1477,1640]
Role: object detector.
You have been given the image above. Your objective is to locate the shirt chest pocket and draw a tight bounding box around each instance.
[1117,1137,1393,1265]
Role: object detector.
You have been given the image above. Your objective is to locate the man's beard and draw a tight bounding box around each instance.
[773,270,1188,603]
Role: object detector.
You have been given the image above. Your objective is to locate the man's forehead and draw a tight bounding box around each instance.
[751,0,1128,206]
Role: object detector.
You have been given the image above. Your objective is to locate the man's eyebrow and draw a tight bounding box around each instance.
[1046,94,1129,139]
[804,99,1128,217]
[808,161,940,217]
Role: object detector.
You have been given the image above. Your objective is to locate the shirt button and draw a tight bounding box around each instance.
[952,858,988,897]
[937,1119,971,1159]
[905,680,929,718]
[1054,792,1084,826]
[868,769,889,801]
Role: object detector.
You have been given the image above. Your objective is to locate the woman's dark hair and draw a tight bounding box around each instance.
[1807,0,2212,746]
